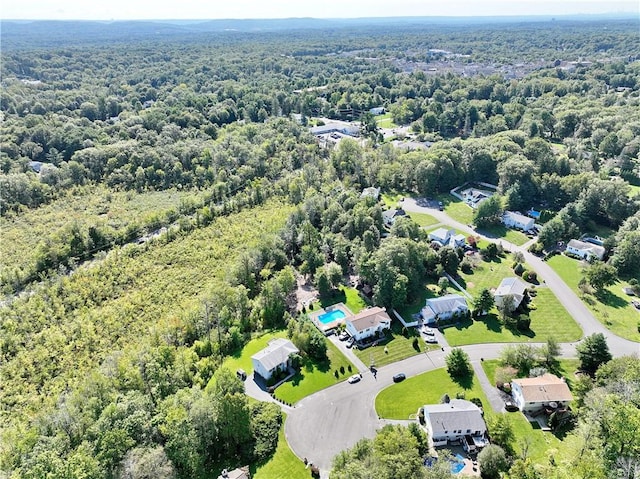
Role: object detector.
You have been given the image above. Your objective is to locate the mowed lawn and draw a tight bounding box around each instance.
[252,414,308,479]
[376,366,571,465]
[375,368,488,420]
[276,339,356,404]
[439,195,475,225]
[222,331,356,405]
[407,211,441,228]
[476,223,531,246]
[547,254,640,341]
[442,256,581,345]
[314,285,368,314]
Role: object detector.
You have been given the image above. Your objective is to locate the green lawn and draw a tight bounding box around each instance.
[381,192,405,208]
[481,359,580,388]
[252,414,308,479]
[476,224,531,246]
[353,317,439,368]
[547,255,640,341]
[315,286,368,314]
[221,331,289,376]
[275,339,355,404]
[628,184,640,197]
[375,368,488,420]
[442,256,581,345]
[376,113,398,129]
[407,211,440,228]
[376,366,572,465]
[438,195,474,225]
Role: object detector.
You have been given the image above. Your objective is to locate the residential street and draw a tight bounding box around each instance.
[250,199,639,477]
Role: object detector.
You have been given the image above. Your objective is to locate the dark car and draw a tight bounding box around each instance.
[504,399,519,412]
[437,201,444,211]
[393,373,406,383]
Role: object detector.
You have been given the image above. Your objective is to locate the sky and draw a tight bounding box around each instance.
[2,0,638,20]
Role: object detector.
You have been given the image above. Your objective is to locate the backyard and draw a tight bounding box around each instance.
[547,254,640,341]
[310,285,368,315]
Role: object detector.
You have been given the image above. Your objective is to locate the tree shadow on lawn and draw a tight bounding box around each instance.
[319,289,347,309]
[452,373,474,390]
[595,289,629,309]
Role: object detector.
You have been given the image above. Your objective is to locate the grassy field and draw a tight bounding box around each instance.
[547,255,640,341]
[375,367,488,419]
[353,317,439,368]
[276,339,355,404]
[311,286,368,314]
[476,224,531,246]
[407,211,441,228]
[252,414,308,479]
[438,195,475,225]
[376,113,398,129]
[0,185,193,290]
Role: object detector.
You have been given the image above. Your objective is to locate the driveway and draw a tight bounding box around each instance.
[261,199,639,477]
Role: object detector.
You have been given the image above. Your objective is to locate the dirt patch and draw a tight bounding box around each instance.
[466,282,475,289]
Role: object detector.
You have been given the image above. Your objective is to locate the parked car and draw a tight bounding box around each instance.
[348,374,361,384]
[425,336,438,344]
[338,331,350,341]
[438,201,444,211]
[504,399,519,412]
[346,337,355,348]
[393,373,406,383]
[423,328,435,336]
[632,300,640,310]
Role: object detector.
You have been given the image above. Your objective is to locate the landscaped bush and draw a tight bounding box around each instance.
[514,263,525,276]
[517,314,531,331]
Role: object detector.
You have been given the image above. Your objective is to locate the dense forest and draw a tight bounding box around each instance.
[1,18,639,479]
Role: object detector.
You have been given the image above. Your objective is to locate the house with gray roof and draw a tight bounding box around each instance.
[382,208,406,226]
[502,211,535,232]
[494,277,528,309]
[361,186,381,200]
[421,399,488,449]
[428,228,455,246]
[421,294,469,325]
[566,239,605,261]
[251,338,299,381]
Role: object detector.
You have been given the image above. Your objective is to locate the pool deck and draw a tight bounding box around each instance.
[308,303,354,333]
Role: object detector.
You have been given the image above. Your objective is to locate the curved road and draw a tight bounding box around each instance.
[254,199,639,476]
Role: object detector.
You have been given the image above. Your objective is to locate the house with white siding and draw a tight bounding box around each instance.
[345,307,391,342]
[251,338,299,381]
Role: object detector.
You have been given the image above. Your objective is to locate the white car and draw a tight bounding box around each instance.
[423,328,435,336]
[425,336,438,344]
[348,374,361,384]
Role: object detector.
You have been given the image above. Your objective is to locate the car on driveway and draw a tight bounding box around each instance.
[338,331,350,341]
[348,374,361,384]
[632,300,640,310]
[346,337,355,348]
[438,201,444,211]
[423,328,435,336]
[425,336,438,344]
[393,373,406,383]
[504,399,519,412]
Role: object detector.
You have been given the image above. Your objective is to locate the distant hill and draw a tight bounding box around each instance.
[2,14,638,49]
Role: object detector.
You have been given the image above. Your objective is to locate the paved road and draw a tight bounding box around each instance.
[255,199,639,477]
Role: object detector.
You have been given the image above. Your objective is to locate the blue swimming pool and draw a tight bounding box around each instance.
[450,454,466,474]
[318,309,346,324]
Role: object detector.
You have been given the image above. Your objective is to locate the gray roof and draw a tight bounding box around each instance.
[504,211,534,224]
[429,228,454,243]
[251,338,299,372]
[426,294,468,315]
[495,277,527,298]
[567,239,605,257]
[424,400,486,436]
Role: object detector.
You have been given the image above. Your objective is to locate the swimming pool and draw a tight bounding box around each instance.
[450,454,466,474]
[318,309,346,324]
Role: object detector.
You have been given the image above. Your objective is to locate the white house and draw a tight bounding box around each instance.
[428,228,455,246]
[369,107,386,115]
[422,399,488,449]
[494,277,528,309]
[309,122,360,137]
[251,338,299,381]
[421,294,469,325]
[511,374,573,414]
[345,307,391,342]
[450,234,467,248]
[566,239,605,261]
[502,211,535,232]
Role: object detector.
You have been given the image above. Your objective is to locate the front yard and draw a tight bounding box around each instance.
[353,318,439,368]
[547,254,640,341]
[476,223,531,247]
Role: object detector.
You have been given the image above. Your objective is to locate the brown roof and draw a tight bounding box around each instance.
[512,374,573,403]
[347,307,391,332]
